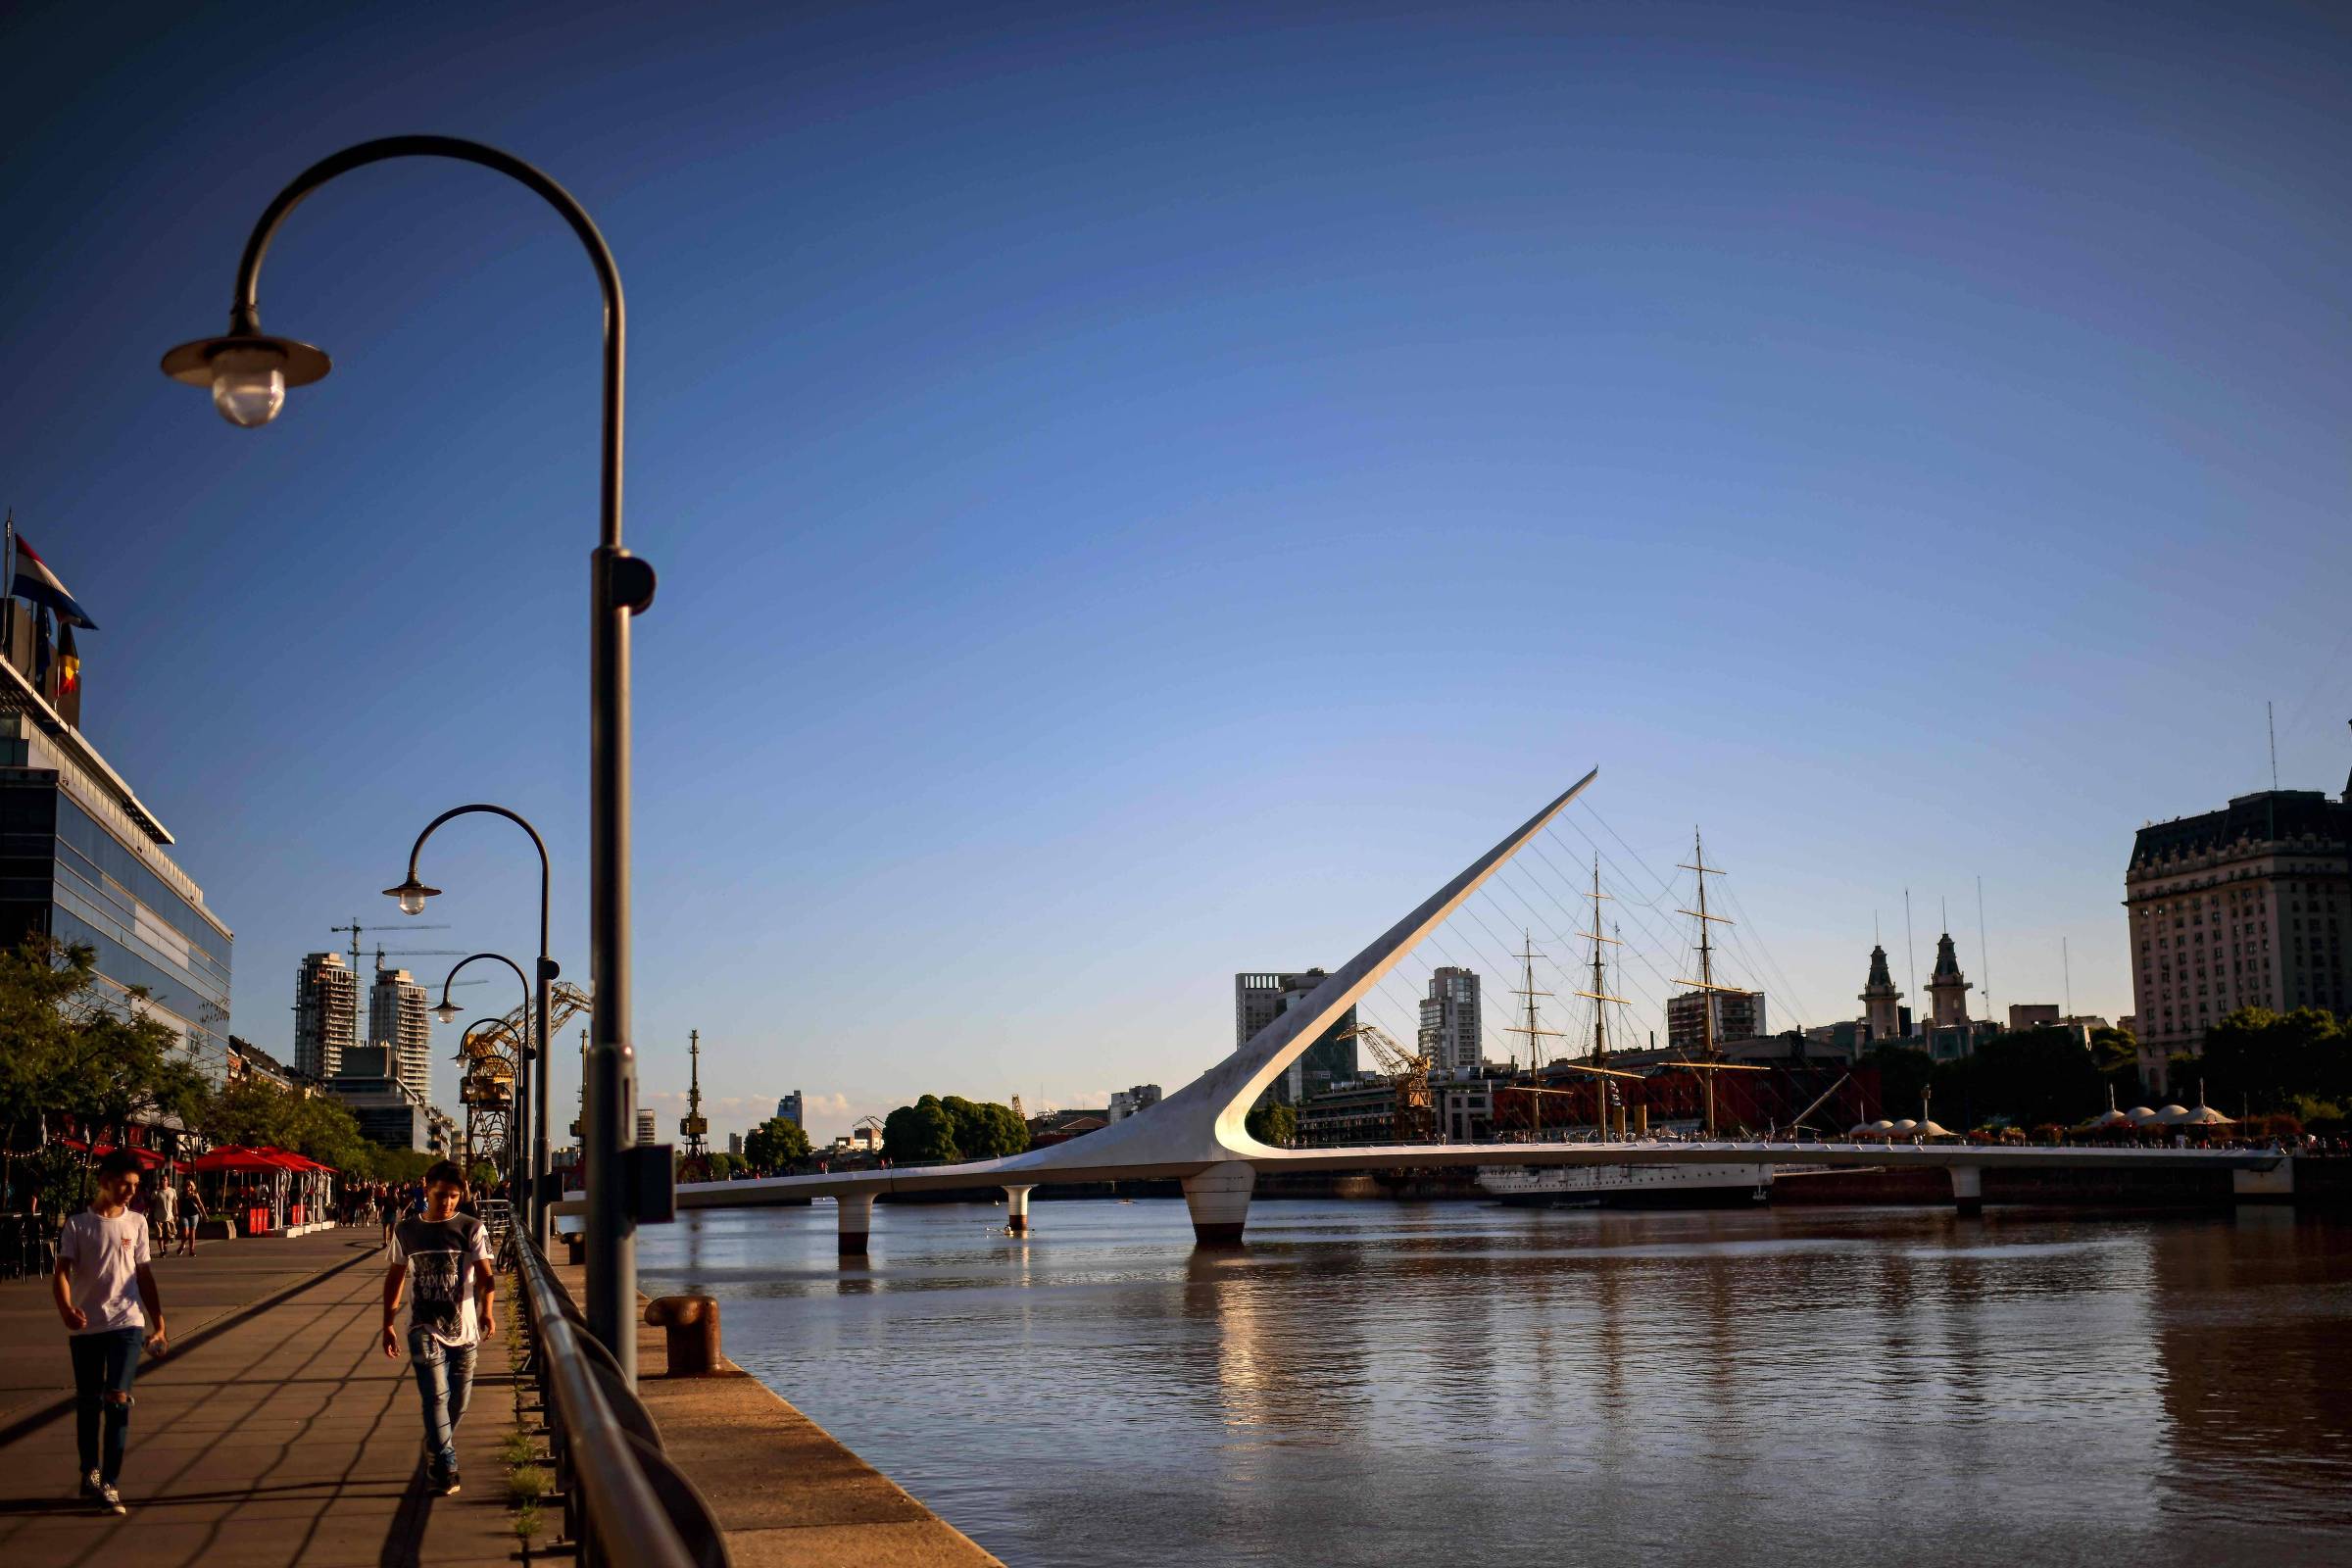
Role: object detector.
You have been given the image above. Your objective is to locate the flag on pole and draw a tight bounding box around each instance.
[10,537,97,629]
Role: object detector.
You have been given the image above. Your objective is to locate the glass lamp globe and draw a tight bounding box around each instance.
[209,345,288,427]
[434,1000,463,1024]
[397,888,428,915]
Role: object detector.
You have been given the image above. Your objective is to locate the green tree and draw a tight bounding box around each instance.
[939,1096,1029,1159]
[743,1116,811,1171]
[1932,1027,2105,1130]
[0,940,208,1209]
[2197,1007,2348,1115]
[1245,1100,1297,1147]
[883,1096,959,1162]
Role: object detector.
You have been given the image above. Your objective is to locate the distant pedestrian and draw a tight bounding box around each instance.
[379,1187,400,1246]
[153,1178,177,1249]
[175,1181,204,1256]
[54,1150,169,1515]
[380,1160,495,1496]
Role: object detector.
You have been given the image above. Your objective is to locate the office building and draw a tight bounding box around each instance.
[1665,987,1766,1054]
[293,951,358,1082]
[1235,970,1357,1103]
[1107,1083,1163,1122]
[727,1132,744,1156]
[1418,966,1482,1076]
[324,1046,432,1151]
[2127,781,2351,1060]
[368,965,432,1105]
[0,703,233,1077]
[777,1090,803,1128]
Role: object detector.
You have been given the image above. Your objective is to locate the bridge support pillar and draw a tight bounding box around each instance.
[2233,1160,2295,1202]
[1004,1185,1035,1234]
[838,1191,875,1255]
[1949,1166,1983,1216]
[1184,1161,1255,1247]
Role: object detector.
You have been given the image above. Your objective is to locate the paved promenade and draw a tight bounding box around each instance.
[0,1227,516,1567]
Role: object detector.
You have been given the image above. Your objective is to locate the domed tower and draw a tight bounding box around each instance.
[1927,932,1972,1028]
[1859,944,1904,1042]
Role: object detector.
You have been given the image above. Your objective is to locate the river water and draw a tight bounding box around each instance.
[638,1199,2352,1567]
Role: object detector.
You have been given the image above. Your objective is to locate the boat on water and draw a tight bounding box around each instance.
[1476,1157,1774,1208]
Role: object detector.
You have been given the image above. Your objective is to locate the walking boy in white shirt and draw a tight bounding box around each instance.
[53,1150,170,1514]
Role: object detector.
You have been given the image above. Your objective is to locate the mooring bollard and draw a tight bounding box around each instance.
[564,1231,585,1267]
[644,1295,722,1376]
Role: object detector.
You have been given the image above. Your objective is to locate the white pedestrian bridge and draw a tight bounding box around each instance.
[573,771,2293,1249]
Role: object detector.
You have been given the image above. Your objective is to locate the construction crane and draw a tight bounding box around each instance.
[330,917,449,978]
[1336,1022,1435,1144]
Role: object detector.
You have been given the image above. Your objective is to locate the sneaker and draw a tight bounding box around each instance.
[77,1470,101,1502]
[438,1466,462,1497]
[97,1483,125,1516]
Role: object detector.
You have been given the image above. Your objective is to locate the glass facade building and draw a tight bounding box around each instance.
[0,706,232,1076]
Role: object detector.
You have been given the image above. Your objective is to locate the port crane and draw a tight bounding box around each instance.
[1335,1022,1435,1144]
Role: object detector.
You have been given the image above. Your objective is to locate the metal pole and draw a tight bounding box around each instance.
[212,135,649,1380]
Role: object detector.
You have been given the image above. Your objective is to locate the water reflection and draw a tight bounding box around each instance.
[640,1200,2352,1568]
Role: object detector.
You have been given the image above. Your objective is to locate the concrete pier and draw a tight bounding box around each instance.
[1183,1161,1256,1246]
[838,1190,875,1254]
[1950,1165,1984,1216]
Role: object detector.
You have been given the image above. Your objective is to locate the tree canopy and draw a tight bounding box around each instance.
[743,1116,811,1171]
[0,939,209,1157]
[1245,1100,1298,1148]
[2195,1007,2348,1120]
[881,1095,1028,1164]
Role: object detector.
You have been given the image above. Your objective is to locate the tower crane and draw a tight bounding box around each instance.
[1335,1022,1435,1144]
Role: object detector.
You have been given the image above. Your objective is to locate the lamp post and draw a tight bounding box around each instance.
[387,804,556,1241]
[162,136,654,1371]
[438,954,532,1200]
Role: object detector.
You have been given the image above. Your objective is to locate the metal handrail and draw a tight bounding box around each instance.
[514,1233,725,1568]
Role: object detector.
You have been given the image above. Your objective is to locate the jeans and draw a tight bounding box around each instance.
[69,1328,143,1484]
[406,1325,476,1472]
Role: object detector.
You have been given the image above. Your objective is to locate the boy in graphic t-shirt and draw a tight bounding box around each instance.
[381,1160,496,1495]
[54,1150,170,1515]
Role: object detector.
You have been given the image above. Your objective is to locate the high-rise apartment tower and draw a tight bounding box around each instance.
[1418,966,1482,1075]
[293,951,357,1081]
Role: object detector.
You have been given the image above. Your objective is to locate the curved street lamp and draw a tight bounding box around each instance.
[439,953,532,1198]
[163,135,654,1367]
[387,803,557,1241]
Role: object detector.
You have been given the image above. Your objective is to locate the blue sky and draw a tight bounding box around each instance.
[1,1,2346,1144]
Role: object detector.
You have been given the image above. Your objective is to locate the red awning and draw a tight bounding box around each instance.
[252,1145,334,1173]
[191,1145,295,1173]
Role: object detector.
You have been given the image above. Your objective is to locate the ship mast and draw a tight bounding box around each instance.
[1507,931,1565,1142]
[1571,857,1626,1140]
[1676,829,1737,1136]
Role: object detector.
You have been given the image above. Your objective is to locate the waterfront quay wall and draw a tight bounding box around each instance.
[557,1259,1003,1567]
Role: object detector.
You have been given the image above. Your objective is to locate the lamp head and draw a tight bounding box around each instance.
[160,331,330,428]
[433,999,464,1024]
[382,873,440,915]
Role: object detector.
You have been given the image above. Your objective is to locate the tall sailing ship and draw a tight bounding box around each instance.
[1477,834,1776,1208]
